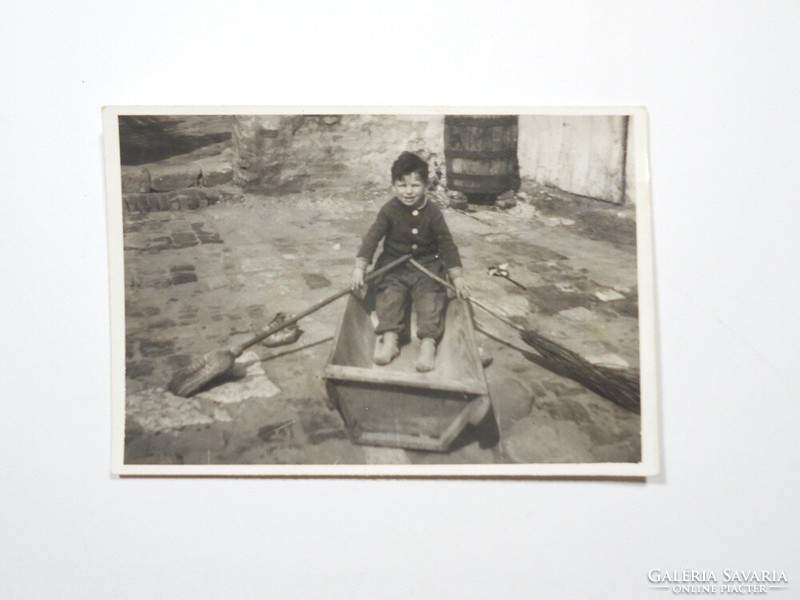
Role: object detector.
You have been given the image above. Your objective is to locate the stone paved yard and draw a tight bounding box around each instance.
[122,183,642,466]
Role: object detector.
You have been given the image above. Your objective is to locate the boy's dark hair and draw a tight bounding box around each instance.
[391,152,429,184]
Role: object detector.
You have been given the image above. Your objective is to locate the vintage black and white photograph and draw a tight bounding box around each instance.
[106,107,657,476]
[10,0,800,595]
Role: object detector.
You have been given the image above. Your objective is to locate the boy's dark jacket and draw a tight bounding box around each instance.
[357,196,462,271]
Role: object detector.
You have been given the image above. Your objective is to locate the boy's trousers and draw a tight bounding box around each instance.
[374,261,448,341]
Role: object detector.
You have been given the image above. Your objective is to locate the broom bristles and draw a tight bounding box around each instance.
[168,350,236,397]
[520,330,640,413]
[405,258,640,411]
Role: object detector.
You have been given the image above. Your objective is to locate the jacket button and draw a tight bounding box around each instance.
[412,210,419,216]
[411,244,418,250]
[411,228,418,235]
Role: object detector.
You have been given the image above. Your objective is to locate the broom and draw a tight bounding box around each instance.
[169,254,412,397]
[408,259,640,413]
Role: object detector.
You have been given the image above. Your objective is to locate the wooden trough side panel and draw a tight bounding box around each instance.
[330,380,486,452]
[325,364,487,395]
[435,299,486,385]
[329,293,374,369]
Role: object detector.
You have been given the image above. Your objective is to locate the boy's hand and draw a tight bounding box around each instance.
[351,267,365,290]
[451,276,468,299]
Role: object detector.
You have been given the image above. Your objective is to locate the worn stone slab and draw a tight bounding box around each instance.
[489,376,534,421]
[121,166,152,193]
[165,218,194,233]
[201,163,233,187]
[204,275,231,290]
[495,196,517,209]
[447,191,468,210]
[123,193,171,214]
[302,273,331,289]
[169,264,195,273]
[506,202,537,220]
[150,165,202,192]
[123,232,149,250]
[171,271,198,285]
[213,407,232,422]
[594,289,625,302]
[363,447,411,464]
[237,350,261,364]
[585,353,630,369]
[494,294,530,319]
[539,216,563,227]
[482,233,513,244]
[139,339,175,357]
[126,360,154,378]
[147,236,171,251]
[194,362,280,404]
[515,191,531,201]
[241,256,279,273]
[170,232,199,248]
[177,188,219,209]
[505,418,594,464]
[555,282,580,293]
[558,306,596,322]
[127,387,215,432]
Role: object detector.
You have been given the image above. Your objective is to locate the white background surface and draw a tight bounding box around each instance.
[1,1,798,598]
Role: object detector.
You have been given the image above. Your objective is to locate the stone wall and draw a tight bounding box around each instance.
[120,146,236,214]
[119,114,445,214]
[231,114,445,194]
[120,113,638,213]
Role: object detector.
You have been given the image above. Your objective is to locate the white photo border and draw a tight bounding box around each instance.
[104,105,659,478]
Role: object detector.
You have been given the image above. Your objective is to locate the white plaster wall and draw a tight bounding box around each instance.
[519,115,630,204]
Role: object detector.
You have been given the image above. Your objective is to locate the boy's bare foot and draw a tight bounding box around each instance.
[374,332,400,365]
[415,338,436,372]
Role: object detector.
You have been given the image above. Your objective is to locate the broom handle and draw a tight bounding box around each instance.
[231,254,412,355]
[408,258,527,334]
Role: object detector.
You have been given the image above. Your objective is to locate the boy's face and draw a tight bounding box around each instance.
[393,172,426,207]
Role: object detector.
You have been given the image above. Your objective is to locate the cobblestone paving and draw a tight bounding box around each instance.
[122,185,642,466]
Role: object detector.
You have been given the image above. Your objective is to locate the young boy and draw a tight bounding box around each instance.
[351,152,467,372]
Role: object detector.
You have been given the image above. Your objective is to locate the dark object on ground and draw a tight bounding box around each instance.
[446,190,469,210]
[467,193,497,205]
[408,259,640,413]
[495,197,517,209]
[260,312,302,347]
[488,264,527,289]
[478,346,493,368]
[169,254,412,397]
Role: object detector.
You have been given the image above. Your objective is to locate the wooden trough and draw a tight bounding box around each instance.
[324,293,496,452]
